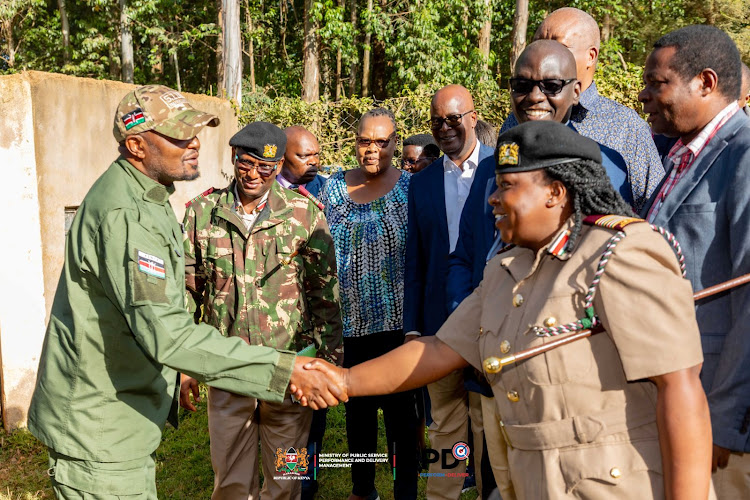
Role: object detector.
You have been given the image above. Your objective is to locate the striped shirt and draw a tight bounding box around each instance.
[646,102,740,222]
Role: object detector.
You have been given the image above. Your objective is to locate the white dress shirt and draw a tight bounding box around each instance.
[444,139,481,252]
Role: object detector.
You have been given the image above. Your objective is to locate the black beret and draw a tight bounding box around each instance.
[229,121,286,162]
[495,121,601,174]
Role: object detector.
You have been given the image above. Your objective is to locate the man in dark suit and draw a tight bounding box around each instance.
[639,25,750,499]
[278,126,326,196]
[403,84,494,499]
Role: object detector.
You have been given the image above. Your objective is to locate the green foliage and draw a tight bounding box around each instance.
[0,0,746,109]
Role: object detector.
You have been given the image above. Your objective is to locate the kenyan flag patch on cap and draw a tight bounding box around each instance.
[123,109,146,130]
[137,250,166,279]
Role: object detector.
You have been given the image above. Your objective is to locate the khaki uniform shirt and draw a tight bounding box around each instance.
[437,219,703,499]
[183,180,343,364]
[28,159,295,462]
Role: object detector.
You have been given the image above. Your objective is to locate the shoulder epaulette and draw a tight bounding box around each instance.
[185,187,216,207]
[584,214,646,231]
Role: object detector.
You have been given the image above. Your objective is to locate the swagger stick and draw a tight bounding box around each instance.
[483,272,750,374]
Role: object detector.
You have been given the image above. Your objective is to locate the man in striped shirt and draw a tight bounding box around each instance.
[639,25,750,499]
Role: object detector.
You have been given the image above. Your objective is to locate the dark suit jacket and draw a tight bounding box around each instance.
[642,111,750,452]
[403,143,495,336]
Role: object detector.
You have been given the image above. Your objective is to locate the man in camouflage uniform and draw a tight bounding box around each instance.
[28,86,341,500]
[180,121,343,500]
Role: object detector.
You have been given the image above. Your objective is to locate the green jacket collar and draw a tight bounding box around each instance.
[117,158,176,205]
[213,180,293,236]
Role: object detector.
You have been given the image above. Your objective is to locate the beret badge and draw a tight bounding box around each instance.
[263,144,278,158]
[498,143,520,166]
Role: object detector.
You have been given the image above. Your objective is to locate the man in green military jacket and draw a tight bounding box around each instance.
[180,122,343,499]
[27,85,343,499]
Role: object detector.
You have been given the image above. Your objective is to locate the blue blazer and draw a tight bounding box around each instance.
[304,174,326,197]
[443,146,498,313]
[642,111,750,452]
[403,143,495,336]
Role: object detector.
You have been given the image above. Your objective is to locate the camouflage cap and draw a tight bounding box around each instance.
[113,85,220,142]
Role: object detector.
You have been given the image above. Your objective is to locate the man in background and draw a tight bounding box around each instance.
[278,125,326,196]
[640,25,750,499]
[501,7,664,212]
[404,84,494,500]
[402,133,441,173]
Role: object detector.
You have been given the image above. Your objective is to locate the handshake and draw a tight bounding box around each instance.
[178,357,350,412]
[289,357,350,409]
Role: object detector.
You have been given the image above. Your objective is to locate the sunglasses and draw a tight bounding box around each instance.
[509,78,576,96]
[430,110,474,130]
[234,155,279,177]
[356,134,395,149]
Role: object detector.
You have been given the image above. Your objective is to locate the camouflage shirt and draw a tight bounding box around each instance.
[184,180,343,365]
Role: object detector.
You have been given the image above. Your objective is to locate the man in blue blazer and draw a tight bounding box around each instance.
[404,85,494,499]
[639,26,750,498]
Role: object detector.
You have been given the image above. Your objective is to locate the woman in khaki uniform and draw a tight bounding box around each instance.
[301,121,713,499]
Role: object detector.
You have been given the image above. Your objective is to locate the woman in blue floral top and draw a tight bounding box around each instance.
[319,108,418,500]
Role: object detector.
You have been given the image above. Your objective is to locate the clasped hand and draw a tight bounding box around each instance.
[289,357,349,410]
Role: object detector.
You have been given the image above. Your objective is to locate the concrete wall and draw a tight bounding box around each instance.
[0,71,239,430]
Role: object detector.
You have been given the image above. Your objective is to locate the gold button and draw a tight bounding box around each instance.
[479,327,484,335]
[513,294,524,307]
[543,316,557,327]
[506,390,520,402]
[500,340,511,354]
[609,467,621,479]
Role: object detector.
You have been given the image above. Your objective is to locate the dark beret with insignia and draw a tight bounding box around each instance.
[229,121,286,161]
[495,121,602,174]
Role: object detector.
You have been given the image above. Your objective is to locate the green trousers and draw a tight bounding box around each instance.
[48,449,157,499]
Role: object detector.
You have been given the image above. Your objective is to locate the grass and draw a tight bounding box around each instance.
[1,391,479,500]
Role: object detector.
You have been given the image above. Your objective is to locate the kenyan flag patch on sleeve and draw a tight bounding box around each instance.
[122,109,146,130]
[137,250,166,279]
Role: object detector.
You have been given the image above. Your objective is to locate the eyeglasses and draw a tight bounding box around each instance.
[234,155,279,177]
[430,110,474,130]
[509,78,576,96]
[356,134,395,149]
[401,156,436,166]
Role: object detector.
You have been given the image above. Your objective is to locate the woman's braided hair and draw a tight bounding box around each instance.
[542,159,635,252]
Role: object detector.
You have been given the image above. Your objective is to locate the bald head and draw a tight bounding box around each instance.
[430,85,478,163]
[741,62,750,108]
[281,126,320,185]
[516,39,577,77]
[534,7,600,90]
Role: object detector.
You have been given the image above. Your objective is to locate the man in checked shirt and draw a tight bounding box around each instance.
[639,25,750,500]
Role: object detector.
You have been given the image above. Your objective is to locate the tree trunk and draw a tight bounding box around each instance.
[478,0,491,78]
[302,0,320,101]
[120,0,134,83]
[244,0,256,93]
[334,0,344,100]
[361,0,373,97]
[349,0,358,96]
[216,0,224,96]
[302,0,320,102]
[509,0,529,74]
[57,0,71,64]
[173,51,182,91]
[150,36,163,75]
[221,0,243,104]
[601,12,612,42]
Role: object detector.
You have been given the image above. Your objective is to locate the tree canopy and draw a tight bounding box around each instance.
[2,0,747,101]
